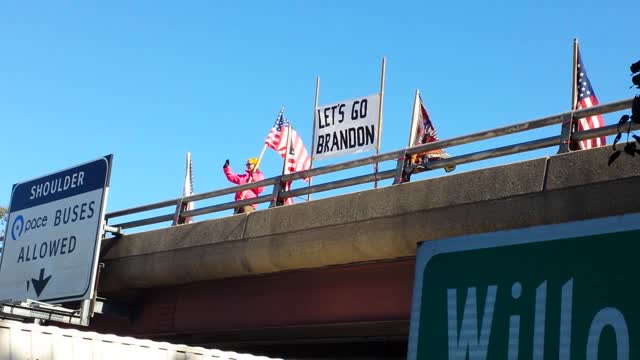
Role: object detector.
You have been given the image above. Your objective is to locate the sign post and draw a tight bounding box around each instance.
[0,156,112,324]
[408,213,640,359]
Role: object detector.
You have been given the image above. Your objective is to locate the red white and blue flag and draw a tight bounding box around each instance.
[265,108,311,179]
[575,50,606,150]
[265,108,290,154]
[265,109,311,205]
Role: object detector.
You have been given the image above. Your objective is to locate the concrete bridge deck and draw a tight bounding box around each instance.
[92,145,640,358]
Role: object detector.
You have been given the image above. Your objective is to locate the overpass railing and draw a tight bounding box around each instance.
[105,97,637,233]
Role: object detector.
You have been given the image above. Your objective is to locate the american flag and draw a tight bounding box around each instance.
[265,108,290,154]
[265,108,311,206]
[265,108,311,179]
[575,50,606,150]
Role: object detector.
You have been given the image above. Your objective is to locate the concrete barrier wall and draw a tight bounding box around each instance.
[100,146,640,291]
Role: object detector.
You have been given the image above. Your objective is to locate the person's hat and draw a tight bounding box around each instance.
[247,158,258,165]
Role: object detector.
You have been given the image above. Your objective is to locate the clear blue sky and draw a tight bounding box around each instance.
[1,0,638,224]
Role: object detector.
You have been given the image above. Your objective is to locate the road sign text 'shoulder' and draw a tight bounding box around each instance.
[0,156,112,303]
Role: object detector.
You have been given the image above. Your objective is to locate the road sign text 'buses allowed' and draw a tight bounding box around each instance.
[0,156,112,303]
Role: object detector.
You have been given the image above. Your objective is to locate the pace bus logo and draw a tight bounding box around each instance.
[11,215,24,240]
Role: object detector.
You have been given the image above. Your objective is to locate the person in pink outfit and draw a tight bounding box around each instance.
[223,157,265,214]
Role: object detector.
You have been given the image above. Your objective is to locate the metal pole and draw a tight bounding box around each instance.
[572,39,579,111]
[308,77,320,201]
[374,56,386,188]
[407,89,420,147]
[394,89,421,184]
[559,39,579,153]
[278,123,293,205]
[281,124,292,175]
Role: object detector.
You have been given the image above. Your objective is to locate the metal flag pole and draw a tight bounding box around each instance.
[570,38,580,150]
[282,123,293,175]
[174,151,194,225]
[374,56,386,188]
[307,77,320,201]
[407,89,421,148]
[572,39,579,111]
[559,39,580,154]
[393,89,421,185]
[279,122,293,205]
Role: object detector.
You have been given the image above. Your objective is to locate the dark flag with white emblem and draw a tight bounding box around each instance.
[575,48,606,150]
[408,90,455,172]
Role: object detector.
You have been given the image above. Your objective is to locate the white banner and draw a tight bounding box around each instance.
[313,94,380,160]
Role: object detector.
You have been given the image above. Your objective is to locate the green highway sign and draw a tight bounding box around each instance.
[408,213,639,360]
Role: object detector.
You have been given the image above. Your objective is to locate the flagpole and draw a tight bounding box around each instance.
[374,56,386,189]
[407,89,421,148]
[307,76,320,201]
[279,123,293,205]
[174,151,194,225]
[572,38,579,111]
[282,125,292,175]
[559,39,580,154]
[567,38,580,151]
[184,151,193,223]
[255,144,268,171]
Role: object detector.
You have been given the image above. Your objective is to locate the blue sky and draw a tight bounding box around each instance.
[1,0,638,227]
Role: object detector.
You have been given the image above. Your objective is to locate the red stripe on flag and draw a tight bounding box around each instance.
[576,96,605,150]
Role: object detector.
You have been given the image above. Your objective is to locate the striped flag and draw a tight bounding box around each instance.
[265,109,311,180]
[265,108,290,154]
[575,49,606,150]
[265,108,311,206]
[174,152,194,225]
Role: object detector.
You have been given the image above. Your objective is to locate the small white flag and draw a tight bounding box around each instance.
[174,152,194,225]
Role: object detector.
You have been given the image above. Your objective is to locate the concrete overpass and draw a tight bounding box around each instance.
[90,145,640,358]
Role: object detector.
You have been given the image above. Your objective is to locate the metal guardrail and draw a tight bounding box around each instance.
[105,97,636,231]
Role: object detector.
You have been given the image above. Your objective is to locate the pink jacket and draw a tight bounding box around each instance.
[223,166,265,207]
